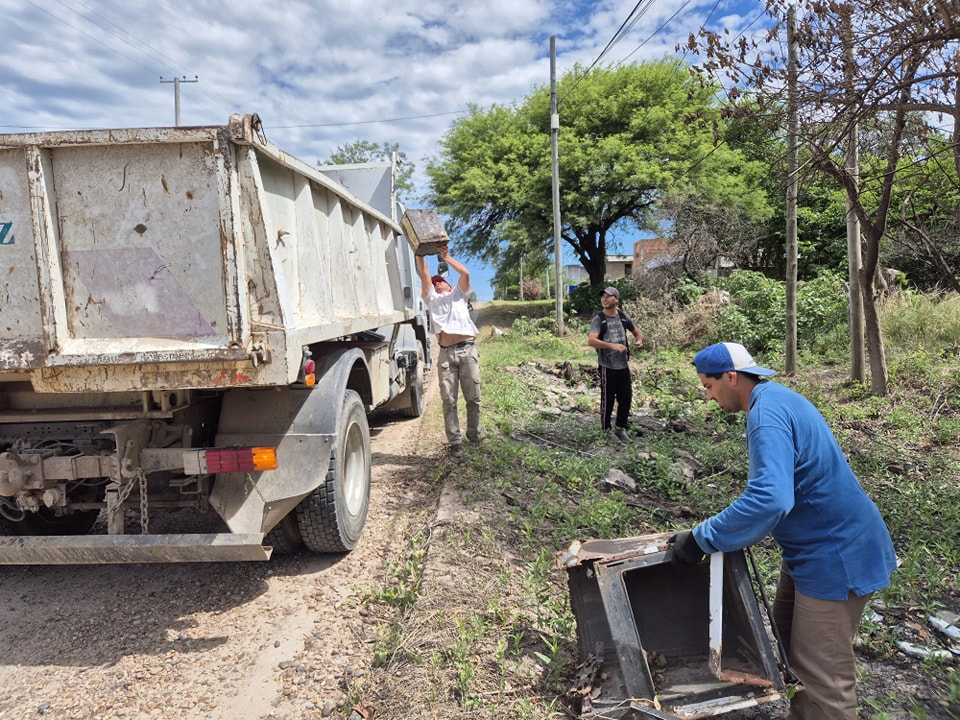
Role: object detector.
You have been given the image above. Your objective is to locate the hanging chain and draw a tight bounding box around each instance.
[109,477,137,525]
[138,468,149,535]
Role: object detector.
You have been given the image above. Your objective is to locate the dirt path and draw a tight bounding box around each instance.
[0,370,447,720]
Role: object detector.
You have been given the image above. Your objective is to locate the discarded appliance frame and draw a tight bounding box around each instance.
[400,208,450,257]
[560,533,789,719]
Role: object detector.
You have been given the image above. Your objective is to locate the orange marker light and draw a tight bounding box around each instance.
[202,447,278,473]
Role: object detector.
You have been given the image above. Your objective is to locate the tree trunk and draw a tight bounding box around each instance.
[586,259,607,286]
[859,229,889,395]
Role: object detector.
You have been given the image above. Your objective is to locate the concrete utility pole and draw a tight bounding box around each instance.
[785,5,798,374]
[160,75,198,127]
[842,11,865,382]
[550,36,564,336]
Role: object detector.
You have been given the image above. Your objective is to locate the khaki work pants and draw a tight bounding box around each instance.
[772,564,871,720]
[437,343,481,447]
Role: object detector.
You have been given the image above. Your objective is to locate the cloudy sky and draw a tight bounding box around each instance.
[2,0,766,299]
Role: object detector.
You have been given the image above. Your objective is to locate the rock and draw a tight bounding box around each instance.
[603,469,637,492]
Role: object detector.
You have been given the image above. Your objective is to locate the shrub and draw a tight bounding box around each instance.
[714,270,786,352]
[522,277,544,300]
[566,278,638,316]
[796,271,849,358]
[881,291,960,352]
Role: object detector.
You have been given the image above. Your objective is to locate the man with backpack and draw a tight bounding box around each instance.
[587,287,643,442]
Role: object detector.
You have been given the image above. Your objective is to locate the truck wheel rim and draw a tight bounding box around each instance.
[342,420,368,517]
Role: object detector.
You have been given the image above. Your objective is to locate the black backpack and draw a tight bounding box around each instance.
[595,310,635,341]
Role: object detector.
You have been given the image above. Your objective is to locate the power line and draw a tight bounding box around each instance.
[269,109,467,130]
[588,0,654,72]
[615,0,700,67]
[23,0,157,77]
[560,1,654,101]
[26,0,234,120]
[52,0,186,77]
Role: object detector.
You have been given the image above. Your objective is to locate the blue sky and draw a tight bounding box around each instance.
[1,0,767,300]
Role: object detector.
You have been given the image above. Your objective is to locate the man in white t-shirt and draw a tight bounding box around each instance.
[416,245,480,452]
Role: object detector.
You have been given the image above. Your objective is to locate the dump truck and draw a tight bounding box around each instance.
[0,113,431,564]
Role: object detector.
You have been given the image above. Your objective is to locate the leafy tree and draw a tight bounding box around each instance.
[721,107,852,280]
[688,0,960,394]
[880,131,960,293]
[491,239,553,300]
[426,58,772,287]
[323,140,415,200]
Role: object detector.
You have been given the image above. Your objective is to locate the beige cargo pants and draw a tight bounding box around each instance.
[437,342,481,448]
[772,564,871,720]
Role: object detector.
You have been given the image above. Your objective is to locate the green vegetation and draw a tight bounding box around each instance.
[426,58,772,290]
[357,280,960,719]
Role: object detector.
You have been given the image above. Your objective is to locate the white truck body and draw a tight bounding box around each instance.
[0,114,430,563]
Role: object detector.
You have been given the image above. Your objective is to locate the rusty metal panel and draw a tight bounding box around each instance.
[53,142,231,343]
[400,208,450,256]
[560,534,786,720]
[594,552,660,700]
[709,551,724,677]
[0,149,43,369]
[1,132,238,375]
[242,150,409,337]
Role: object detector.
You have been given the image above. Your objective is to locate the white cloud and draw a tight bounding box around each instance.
[0,0,763,297]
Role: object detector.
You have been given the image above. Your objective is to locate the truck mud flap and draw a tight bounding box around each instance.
[558,533,787,720]
[0,533,271,564]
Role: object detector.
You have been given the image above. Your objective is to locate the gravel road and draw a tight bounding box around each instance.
[0,384,445,720]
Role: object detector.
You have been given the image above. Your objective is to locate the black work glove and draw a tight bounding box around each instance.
[669,530,705,566]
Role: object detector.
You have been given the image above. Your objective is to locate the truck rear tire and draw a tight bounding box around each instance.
[263,513,304,555]
[295,390,370,552]
[399,345,426,419]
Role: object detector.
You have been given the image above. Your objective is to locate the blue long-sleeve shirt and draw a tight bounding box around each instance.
[693,381,897,600]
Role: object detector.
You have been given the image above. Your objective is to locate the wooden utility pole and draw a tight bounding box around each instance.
[550,36,564,336]
[785,6,798,373]
[160,75,198,127]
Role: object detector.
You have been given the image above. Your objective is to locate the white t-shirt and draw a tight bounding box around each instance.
[427,285,478,336]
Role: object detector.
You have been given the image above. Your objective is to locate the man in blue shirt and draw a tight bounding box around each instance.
[673,342,897,720]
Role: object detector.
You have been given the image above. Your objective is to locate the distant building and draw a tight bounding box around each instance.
[607,254,633,279]
[632,238,678,274]
[562,238,731,285]
[562,254,633,285]
[562,264,589,284]
[632,237,734,277]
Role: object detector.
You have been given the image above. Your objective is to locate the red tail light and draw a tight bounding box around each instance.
[202,447,278,473]
[301,350,316,386]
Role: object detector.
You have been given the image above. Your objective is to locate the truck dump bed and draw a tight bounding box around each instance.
[0,113,415,391]
[0,115,429,563]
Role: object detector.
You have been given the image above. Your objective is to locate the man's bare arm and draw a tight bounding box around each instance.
[415,254,431,299]
[440,248,471,293]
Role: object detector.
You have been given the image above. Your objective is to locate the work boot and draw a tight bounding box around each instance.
[614,428,630,443]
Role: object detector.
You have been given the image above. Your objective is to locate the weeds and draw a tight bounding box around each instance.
[356,291,960,719]
[362,530,427,611]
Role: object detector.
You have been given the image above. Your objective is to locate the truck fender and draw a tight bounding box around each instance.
[209,348,372,536]
[313,347,374,409]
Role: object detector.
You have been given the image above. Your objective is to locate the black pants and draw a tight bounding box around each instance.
[599,365,632,430]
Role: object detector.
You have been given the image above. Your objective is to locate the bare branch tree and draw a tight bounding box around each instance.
[687,0,960,394]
